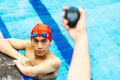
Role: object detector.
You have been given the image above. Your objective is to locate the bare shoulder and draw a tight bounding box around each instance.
[49,56,61,68]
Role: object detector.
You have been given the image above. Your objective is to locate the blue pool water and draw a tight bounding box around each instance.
[0,0,120,80]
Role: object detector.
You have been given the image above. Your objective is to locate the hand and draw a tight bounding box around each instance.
[10,60,19,66]
[62,7,86,42]
[17,55,33,66]
[12,60,20,66]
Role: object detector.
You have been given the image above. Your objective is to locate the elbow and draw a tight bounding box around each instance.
[52,73,57,78]
[48,71,58,79]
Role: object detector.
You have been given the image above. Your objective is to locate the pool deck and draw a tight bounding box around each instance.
[0,52,24,80]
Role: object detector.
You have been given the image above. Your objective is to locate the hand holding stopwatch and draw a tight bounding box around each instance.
[65,7,80,28]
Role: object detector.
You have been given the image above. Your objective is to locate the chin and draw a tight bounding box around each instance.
[35,52,45,56]
[36,54,45,56]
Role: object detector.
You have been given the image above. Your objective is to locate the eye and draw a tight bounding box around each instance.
[42,39,47,43]
[33,39,39,43]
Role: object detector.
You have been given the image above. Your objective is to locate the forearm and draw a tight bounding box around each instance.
[14,58,61,78]
[15,62,46,77]
[16,65,57,79]
[0,39,22,59]
[67,31,90,80]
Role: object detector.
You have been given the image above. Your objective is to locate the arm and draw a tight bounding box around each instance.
[0,38,33,65]
[68,32,90,80]
[0,38,24,59]
[13,57,61,78]
[62,7,90,80]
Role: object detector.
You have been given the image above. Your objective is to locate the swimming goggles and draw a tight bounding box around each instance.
[31,32,51,38]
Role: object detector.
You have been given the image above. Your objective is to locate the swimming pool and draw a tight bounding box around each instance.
[0,0,120,80]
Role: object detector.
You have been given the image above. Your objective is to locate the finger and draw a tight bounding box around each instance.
[65,25,70,30]
[24,58,33,66]
[78,7,86,22]
[62,22,70,30]
[62,19,69,29]
[63,18,68,25]
[22,62,26,65]
[9,61,16,66]
[13,60,20,65]
[27,61,33,66]
[19,60,27,66]
[62,6,69,10]
[62,13,65,17]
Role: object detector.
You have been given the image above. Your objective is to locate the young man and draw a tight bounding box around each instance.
[62,7,91,80]
[0,24,61,80]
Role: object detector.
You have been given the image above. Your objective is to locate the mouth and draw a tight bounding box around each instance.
[36,50,44,53]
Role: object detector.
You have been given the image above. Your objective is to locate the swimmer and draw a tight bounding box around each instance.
[0,24,61,80]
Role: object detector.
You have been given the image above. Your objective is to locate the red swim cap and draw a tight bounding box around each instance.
[31,23,52,42]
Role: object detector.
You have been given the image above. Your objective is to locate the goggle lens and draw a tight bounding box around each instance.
[32,32,38,37]
[41,33,47,38]
[31,32,50,38]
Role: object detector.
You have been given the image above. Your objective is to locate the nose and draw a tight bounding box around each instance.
[37,42,42,49]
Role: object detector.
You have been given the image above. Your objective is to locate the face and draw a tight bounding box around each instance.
[31,37,51,57]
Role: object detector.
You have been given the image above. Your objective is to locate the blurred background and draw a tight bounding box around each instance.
[0,0,120,80]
